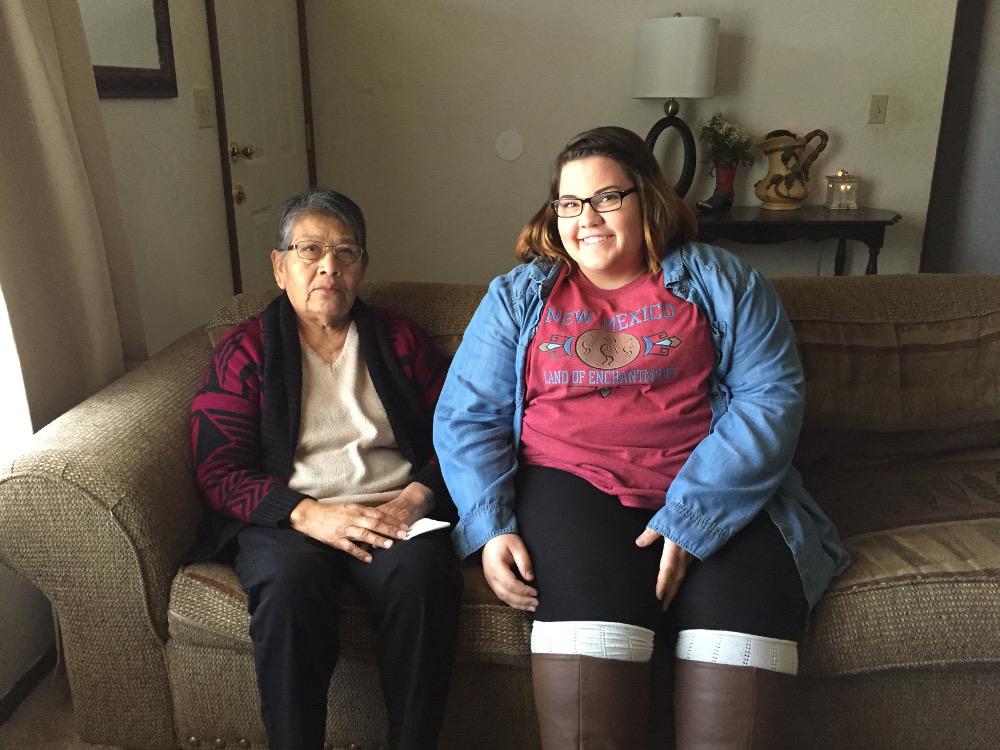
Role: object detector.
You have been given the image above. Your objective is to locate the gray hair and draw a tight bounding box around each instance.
[275,188,367,251]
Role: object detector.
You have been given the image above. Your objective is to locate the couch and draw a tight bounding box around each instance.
[1,272,999,750]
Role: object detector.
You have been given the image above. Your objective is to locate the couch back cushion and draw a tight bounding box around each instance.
[207,274,1000,471]
[206,281,489,357]
[773,274,1000,472]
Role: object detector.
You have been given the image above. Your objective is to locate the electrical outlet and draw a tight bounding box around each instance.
[868,94,888,124]
[193,87,215,128]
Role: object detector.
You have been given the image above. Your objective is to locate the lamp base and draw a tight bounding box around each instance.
[643,104,697,198]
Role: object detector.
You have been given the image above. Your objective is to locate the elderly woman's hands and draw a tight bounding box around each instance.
[635,528,694,609]
[379,481,435,527]
[289,498,408,563]
[288,482,435,562]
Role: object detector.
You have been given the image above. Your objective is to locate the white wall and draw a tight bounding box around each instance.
[307,0,956,283]
[97,0,233,354]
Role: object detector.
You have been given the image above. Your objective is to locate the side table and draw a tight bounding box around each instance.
[696,206,901,275]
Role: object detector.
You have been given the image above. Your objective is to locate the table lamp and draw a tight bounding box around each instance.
[632,15,719,197]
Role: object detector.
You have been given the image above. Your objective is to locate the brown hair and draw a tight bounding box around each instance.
[515,126,697,275]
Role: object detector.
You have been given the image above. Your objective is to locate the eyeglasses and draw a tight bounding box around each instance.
[286,241,365,264]
[550,187,637,218]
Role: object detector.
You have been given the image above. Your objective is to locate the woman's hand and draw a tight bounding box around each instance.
[289,498,408,563]
[379,482,434,526]
[482,533,538,612]
[635,528,693,609]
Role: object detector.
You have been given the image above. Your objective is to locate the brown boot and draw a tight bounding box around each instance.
[673,658,795,750]
[531,653,649,749]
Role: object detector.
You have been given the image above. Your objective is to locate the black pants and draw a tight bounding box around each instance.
[515,465,808,640]
[233,524,463,750]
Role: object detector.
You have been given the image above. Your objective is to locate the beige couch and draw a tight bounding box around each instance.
[1,273,999,750]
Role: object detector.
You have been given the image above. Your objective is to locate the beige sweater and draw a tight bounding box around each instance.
[287,323,413,504]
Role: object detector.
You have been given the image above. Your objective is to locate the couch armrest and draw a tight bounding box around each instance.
[0,327,212,749]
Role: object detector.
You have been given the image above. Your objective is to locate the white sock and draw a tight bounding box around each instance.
[530,620,655,662]
[675,629,798,675]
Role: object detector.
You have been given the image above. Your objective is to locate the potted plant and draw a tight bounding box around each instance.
[696,112,755,212]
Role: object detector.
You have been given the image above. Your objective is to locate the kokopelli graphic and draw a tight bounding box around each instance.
[576,330,641,370]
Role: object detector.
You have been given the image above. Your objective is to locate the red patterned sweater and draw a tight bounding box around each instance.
[188,293,450,559]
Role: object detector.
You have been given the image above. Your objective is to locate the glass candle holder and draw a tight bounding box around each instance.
[824,170,861,209]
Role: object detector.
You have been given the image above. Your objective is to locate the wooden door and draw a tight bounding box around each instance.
[214,0,311,292]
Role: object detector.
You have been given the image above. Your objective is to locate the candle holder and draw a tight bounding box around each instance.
[824,170,861,210]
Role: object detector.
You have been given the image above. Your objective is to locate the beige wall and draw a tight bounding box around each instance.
[98,0,232,354]
[307,0,957,282]
[97,0,960,342]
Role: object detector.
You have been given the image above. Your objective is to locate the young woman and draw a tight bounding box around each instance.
[433,126,849,749]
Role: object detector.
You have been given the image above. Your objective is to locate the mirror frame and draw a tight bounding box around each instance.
[93,0,178,99]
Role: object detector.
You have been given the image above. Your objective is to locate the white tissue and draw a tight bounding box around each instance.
[404,517,451,539]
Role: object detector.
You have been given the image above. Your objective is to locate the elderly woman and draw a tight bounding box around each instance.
[189,189,461,750]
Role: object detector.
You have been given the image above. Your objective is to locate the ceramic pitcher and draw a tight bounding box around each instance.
[753,129,829,210]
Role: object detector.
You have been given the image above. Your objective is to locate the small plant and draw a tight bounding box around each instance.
[699,112,755,168]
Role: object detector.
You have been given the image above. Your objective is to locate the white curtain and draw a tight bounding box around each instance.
[0,0,146,431]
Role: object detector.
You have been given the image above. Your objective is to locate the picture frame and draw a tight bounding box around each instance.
[84,0,178,99]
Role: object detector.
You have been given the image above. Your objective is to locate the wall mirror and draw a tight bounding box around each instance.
[79,0,178,98]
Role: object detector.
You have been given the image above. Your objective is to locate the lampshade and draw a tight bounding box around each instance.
[632,16,719,100]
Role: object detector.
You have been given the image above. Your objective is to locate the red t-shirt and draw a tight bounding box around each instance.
[520,266,715,509]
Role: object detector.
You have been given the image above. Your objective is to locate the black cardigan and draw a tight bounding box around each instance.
[188,293,453,562]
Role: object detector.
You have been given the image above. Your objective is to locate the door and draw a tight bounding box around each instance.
[214,0,311,292]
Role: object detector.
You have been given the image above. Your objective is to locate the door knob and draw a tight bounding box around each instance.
[233,184,247,204]
[228,142,256,161]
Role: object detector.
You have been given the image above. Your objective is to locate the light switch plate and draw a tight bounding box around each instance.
[868,94,888,124]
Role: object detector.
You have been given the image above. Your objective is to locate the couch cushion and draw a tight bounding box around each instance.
[773,274,1000,472]
[799,451,1000,676]
[168,560,531,667]
[805,452,1000,539]
[801,525,1000,676]
[172,456,1000,680]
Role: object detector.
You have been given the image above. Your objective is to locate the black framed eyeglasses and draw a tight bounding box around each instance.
[551,187,637,218]
[286,241,365,264]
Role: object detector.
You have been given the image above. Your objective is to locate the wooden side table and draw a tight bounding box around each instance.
[696,206,902,275]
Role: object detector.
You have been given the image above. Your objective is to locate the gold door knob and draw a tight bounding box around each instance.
[233,184,247,205]
[229,142,256,161]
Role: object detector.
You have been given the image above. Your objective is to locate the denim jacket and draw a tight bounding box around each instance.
[433,242,850,609]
